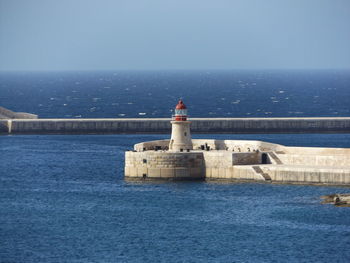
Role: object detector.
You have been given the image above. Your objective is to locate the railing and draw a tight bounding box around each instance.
[172,115,188,121]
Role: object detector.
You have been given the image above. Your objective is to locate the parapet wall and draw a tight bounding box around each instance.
[276,153,350,167]
[272,146,350,167]
[1,117,350,134]
[260,165,350,184]
[134,139,282,152]
[192,139,281,152]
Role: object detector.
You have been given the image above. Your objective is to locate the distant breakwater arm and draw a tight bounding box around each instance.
[0,106,38,119]
[1,117,350,135]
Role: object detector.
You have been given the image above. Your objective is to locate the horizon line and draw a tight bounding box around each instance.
[1,68,350,73]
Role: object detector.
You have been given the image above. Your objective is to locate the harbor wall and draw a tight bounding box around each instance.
[1,117,350,135]
[204,165,350,184]
[125,139,350,185]
[125,151,204,179]
[261,165,350,184]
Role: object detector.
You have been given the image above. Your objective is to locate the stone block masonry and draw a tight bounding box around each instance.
[125,151,204,179]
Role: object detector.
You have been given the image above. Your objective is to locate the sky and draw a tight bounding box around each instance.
[0,0,350,71]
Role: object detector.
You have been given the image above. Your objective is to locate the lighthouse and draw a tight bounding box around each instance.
[169,100,193,151]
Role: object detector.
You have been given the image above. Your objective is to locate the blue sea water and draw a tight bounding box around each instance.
[1,134,350,262]
[1,71,350,262]
[0,70,350,118]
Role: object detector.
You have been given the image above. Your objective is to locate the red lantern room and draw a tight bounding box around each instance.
[173,100,188,121]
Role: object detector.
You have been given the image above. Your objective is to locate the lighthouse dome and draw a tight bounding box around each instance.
[173,99,188,121]
[175,100,187,110]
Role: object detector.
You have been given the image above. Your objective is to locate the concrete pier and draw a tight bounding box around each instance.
[1,117,350,135]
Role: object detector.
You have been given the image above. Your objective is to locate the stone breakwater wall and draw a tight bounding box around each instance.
[126,139,350,185]
[125,151,204,179]
[1,117,350,134]
[260,165,350,184]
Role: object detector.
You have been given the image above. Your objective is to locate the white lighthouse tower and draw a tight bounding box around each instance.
[169,100,193,152]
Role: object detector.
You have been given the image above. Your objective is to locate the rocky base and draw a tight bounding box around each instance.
[321,194,350,207]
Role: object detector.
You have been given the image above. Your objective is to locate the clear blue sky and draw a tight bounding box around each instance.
[1,0,350,71]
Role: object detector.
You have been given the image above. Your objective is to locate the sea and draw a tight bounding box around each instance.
[0,70,350,262]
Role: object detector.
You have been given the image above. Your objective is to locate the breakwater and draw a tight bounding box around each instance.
[0,106,38,119]
[126,139,350,184]
[1,117,350,135]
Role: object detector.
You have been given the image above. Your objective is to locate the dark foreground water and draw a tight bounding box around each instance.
[1,134,350,262]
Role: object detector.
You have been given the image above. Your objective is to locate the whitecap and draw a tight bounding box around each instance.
[138,113,146,116]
